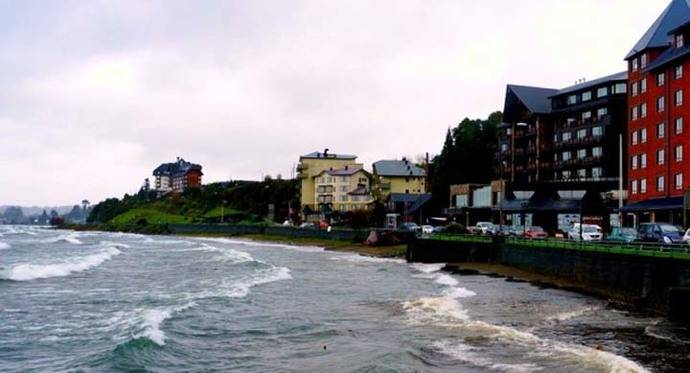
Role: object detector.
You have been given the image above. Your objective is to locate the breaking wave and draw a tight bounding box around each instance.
[1,247,121,281]
[330,254,406,264]
[41,234,83,245]
[179,243,255,263]
[133,302,196,346]
[545,306,599,323]
[208,266,292,299]
[198,237,325,252]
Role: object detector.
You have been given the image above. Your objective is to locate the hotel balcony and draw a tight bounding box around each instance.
[556,115,612,131]
[553,135,604,150]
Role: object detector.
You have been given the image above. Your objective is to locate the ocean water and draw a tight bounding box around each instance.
[1,226,688,372]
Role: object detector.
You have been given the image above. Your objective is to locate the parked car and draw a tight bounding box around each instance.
[400,222,421,233]
[568,224,603,241]
[684,228,690,244]
[421,225,434,235]
[510,226,525,237]
[606,227,638,243]
[433,226,446,233]
[299,222,315,229]
[496,225,513,236]
[638,223,684,244]
[469,222,496,235]
[524,226,548,239]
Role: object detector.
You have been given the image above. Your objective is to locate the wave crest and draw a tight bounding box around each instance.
[2,247,121,281]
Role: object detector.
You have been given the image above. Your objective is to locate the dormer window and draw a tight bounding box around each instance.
[677,33,685,48]
[632,58,639,72]
[641,53,647,68]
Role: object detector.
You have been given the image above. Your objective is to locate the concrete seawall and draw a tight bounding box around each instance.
[408,237,690,320]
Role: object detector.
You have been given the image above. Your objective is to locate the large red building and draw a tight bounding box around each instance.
[623,0,690,224]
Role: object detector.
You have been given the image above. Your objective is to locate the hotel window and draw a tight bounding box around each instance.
[340,195,348,202]
[676,173,684,190]
[641,153,647,168]
[657,176,665,192]
[632,130,639,145]
[592,126,603,137]
[567,95,577,105]
[658,96,665,112]
[563,131,572,141]
[577,129,587,139]
[641,103,647,118]
[562,151,571,161]
[352,196,360,202]
[631,81,639,97]
[658,149,665,165]
[676,90,684,106]
[577,169,587,179]
[632,58,639,72]
[641,179,647,194]
[641,128,647,143]
[341,176,347,182]
[632,180,639,194]
[657,122,665,138]
[676,144,684,161]
[631,106,639,120]
[340,186,348,192]
[500,143,508,152]
[562,170,571,179]
[577,149,587,159]
[641,78,647,93]
[631,155,638,170]
[676,65,684,79]
[597,107,608,119]
[641,53,648,68]
[614,83,627,94]
[677,33,685,48]
[581,111,592,121]
[676,117,684,134]
[592,167,603,180]
[582,91,592,102]
[506,128,512,136]
[657,72,665,86]
[597,87,608,98]
[593,147,603,158]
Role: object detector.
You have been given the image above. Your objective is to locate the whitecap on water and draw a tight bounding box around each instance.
[545,306,599,323]
[127,302,196,346]
[1,247,121,281]
[410,263,446,273]
[433,340,542,372]
[41,234,83,245]
[179,243,255,264]
[197,237,325,253]
[330,254,406,264]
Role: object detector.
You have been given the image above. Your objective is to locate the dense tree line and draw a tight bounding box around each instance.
[87,178,299,224]
[430,111,502,207]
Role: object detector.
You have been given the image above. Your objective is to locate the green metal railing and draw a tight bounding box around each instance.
[420,233,690,260]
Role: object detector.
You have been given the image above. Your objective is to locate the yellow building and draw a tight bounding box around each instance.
[312,166,373,212]
[298,150,372,212]
[372,158,427,201]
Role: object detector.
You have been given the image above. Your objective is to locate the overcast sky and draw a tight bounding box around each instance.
[0,0,671,205]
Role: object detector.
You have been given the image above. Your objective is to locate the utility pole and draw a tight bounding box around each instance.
[619,134,624,227]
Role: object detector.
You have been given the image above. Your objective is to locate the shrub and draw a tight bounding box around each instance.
[444,223,467,234]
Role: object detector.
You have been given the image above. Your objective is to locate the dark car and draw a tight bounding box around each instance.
[637,223,684,244]
[606,227,638,243]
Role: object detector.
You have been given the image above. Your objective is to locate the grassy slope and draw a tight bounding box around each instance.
[110,208,192,224]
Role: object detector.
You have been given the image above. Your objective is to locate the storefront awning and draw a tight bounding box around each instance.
[621,197,684,212]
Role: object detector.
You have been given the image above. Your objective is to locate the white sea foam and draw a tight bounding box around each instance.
[2,247,121,281]
[403,295,648,372]
[0,242,10,250]
[99,241,131,249]
[330,254,406,264]
[134,302,195,346]
[180,244,254,263]
[410,263,446,273]
[433,340,542,372]
[220,266,292,298]
[546,306,599,322]
[41,234,83,245]
[434,273,460,286]
[442,287,477,299]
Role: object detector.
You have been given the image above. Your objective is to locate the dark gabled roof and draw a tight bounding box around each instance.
[626,0,690,59]
[644,43,690,71]
[550,71,627,97]
[300,151,357,160]
[505,85,558,115]
[153,158,203,177]
[373,160,425,177]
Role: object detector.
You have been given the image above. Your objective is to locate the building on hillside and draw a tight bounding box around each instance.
[622,0,690,225]
[446,182,505,226]
[372,158,426,201]
[312,165,373,212]
[494,73,629,233]
[297,149,361,214]
[153,157,203,194]
[386,193,433,226]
